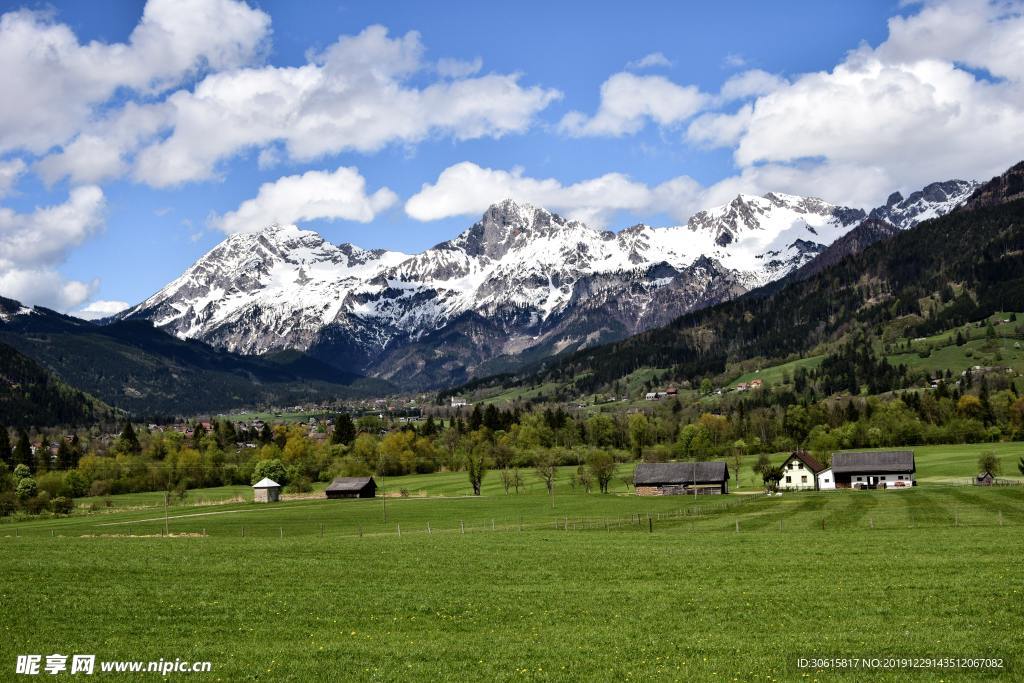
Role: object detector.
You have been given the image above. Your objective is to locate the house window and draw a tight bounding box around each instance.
[788,462,794,469]
[797,463,803,469]
[856,476,863,481]
[785,476,792,483]
[823,478,830,483]
[897,475,904,480]
[801,475,807,483]
[880,476,886,480]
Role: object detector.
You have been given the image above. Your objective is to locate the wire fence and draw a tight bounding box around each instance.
[8,489,1024,541]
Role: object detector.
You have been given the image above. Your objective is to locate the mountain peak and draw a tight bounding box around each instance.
[869,179,979,228]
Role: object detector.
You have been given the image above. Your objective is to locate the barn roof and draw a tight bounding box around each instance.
[831,451,915,474]
[785,450,826,473]
[633,461,729,485]
[252,477,280,489]
[326,476,375,492]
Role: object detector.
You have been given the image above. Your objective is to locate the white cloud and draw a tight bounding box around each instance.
[0,0,270,155]
[122,25,559,187]
[0,158,26,197]
[72,299,130,320]
[626,52,672,70]
[685,0,1024,207]
[257,146,283,170]
[437,56,483,78]
[213,166,397,234]
[0,269,97,310]
[405,161,702,226]
[723,53,747,69]
[0,185,106,310]
[719,69,788,101]
[0,186,105,268]
[559,73,708,136]
[686,105,753,148]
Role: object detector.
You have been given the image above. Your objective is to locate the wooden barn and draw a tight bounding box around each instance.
[830,451,916,489]
[326,476,377,499]
[633,461,730,496]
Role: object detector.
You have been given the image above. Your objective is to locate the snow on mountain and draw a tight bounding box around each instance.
[119,180,976,387]
[868,180,980,229]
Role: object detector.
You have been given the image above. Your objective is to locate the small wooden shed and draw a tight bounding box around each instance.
[326,476,377,499]
[252,477,281,503]
[975,471,996,486]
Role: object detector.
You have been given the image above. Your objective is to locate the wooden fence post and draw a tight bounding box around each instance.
[460,520,465,535]
[397,524,401,538]
[427,521,431,535]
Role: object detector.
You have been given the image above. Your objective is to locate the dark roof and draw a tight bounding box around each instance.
[785,450,826,473]
[976,471,995,481]
[830,451,915,474]
[326,476,376,492]
[633,461,729,485]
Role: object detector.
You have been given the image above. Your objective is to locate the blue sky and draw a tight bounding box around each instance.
[0,0,1021,316]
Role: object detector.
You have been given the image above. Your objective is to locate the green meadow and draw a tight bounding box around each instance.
[2,443,1023,681]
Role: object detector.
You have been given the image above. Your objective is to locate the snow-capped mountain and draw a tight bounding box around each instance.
[868,180,979,228]
[119,180,975,387]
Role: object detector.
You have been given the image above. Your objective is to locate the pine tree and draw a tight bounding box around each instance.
[331,413,356,445]
[69,434,83,468]
[13,429,32,472]
[118,421,141,454]
[0,427,11,468]
[192,422,207,449]
[34,441,49,473]
[259,423,273,444]
[57,440,74,470]
[420,415,437,437]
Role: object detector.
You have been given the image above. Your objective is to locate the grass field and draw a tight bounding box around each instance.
[3,443,1023,681]
[3,482,1024,681]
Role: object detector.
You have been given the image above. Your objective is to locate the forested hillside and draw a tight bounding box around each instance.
[0,342,114,427]
[0,301,393,416]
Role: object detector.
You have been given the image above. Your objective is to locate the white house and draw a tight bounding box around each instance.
[778,451,827,491]
[817,467,835,490]
[450,396,468,408]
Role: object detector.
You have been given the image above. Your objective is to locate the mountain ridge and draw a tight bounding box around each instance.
[116,179,978,389]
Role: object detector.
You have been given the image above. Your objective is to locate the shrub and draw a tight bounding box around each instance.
[64,471,89,498]
[15,477,37,501]
[0,491,16,516]
[51,496,74,515]
[23,492,49,515]
[89,479,112,498]
[252,459,288,486]
[284,477,312,494]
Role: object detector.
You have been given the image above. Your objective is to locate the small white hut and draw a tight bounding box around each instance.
[252,477,281,503]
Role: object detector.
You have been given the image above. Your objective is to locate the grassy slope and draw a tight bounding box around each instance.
[1,487,1022,681]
